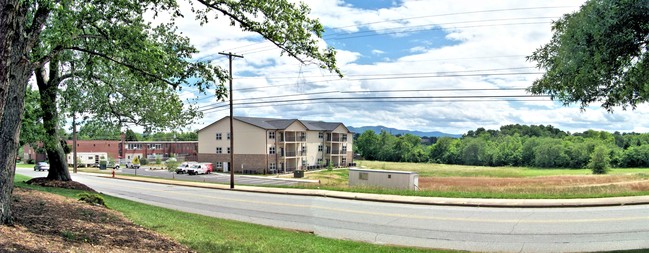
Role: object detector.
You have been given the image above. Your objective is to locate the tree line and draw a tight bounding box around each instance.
[355,124,649,169]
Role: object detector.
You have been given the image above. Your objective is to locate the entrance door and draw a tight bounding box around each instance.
[223,162,229,172]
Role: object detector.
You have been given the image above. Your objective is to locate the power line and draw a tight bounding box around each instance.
[234,72,541,92]
[221,5,574,53]
[198,94,548,113]
[201,98,552,114]
[196,87,532,110]
[239,20,554,55]
[237,67,536,80]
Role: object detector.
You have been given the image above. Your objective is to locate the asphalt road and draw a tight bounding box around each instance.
[20,168,649,253]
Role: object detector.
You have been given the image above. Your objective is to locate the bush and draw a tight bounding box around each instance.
[588,145,610,174]
[77,193,107,207]
[140,159,149,166]
[165,158,179,172]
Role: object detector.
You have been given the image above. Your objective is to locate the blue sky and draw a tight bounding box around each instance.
[156,0,649,135]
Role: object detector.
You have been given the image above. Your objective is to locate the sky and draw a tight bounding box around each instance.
[158,0,649,135]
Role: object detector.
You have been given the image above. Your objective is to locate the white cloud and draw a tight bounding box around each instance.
[149,0,649,135]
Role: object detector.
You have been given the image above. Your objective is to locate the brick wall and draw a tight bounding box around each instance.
[198,153,268,173]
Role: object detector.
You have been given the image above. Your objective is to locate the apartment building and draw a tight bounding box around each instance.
[197,116,353,174]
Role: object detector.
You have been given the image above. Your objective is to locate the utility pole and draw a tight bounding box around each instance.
[72,113,77,174]
[219,52,243,189]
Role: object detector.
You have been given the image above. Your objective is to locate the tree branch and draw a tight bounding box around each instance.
[64,46,176,86]
[195,0,306,64]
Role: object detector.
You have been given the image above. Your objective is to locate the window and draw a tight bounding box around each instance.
[342,158,347,165]
[216,133,222,140]
[359,172,368,180]
[216,147,222,154]
[342,145,347,152]
[269,146,276,154]
[318,145,323,152]
[268,132,275,139]
[343,134,348,142]
[388,174,392,179]
[319,132,324,139]
[302,160,307,166]
[88,156,93,160]
[216,162,223,168]
[317,158,323,164]
[227,147,231,154]
[269,163,276,170]
[227,132,231,140]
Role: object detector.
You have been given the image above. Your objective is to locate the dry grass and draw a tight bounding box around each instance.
[297,161,649,198]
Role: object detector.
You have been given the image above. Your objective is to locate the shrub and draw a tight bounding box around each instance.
[165,158,179,172]
[140,159,149,166]
[588,145,610,174]
[78,193,107,207]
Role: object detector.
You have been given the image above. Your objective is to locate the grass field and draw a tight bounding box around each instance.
[13,174,452,253]
[297,161,649,199]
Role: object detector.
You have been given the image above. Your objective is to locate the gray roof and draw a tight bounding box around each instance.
[234,116,347,132]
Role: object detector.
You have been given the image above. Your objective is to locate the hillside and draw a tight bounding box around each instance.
[348,126,461,138]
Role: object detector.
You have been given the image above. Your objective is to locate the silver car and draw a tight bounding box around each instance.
[34,162,50,171]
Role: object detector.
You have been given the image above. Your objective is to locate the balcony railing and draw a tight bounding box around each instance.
[280,136,306,142]
[327,137,347,142]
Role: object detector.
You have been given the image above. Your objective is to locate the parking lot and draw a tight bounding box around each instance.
[117,167,317,187]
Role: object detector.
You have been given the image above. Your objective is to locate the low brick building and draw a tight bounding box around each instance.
[25,137,198,163]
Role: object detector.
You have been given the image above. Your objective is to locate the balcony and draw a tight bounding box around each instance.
[280,136,306,142]
[326,137,348,142]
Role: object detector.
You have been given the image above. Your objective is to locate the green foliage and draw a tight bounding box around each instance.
[165,158,179,172]
[19,87,46,147]
[356,123,649,169]
[155,156,162,165]
[125,130,138,141]
[588,145,611,174]
[528,0,649,110]
[77,120,121,140]
[139,159,149,166]
[77,193,107,207]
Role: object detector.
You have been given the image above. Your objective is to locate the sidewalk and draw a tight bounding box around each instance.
[103,174,649,208]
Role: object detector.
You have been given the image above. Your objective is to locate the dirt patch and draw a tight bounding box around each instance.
[0,187,193,253]
[418,175,649,194]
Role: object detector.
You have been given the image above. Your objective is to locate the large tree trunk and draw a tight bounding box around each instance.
[36,65,71,181]
[0,0,32,226]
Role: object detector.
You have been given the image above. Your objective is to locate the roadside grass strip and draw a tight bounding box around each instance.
[14,174,455,253]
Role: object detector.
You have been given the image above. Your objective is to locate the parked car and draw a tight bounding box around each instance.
[123,161,140,169]
[34,162,50,171]
[108,162,120,170]
[186,163,213,175]
[176,162,196,174]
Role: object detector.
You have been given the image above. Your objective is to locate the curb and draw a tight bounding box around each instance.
[101,175,649,208]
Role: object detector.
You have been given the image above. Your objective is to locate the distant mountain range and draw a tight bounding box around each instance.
[348,126,462,138]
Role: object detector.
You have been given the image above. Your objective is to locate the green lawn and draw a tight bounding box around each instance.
[13,174,454,253]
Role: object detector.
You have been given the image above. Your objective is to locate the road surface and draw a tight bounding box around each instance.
[20,168,649,253]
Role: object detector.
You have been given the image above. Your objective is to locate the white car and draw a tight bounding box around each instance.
[176,162,196,174]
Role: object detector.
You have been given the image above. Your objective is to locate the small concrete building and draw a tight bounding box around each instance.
[349,168,419,190]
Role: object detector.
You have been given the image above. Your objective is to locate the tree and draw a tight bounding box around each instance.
[125,130,139,142]
[528,0,649,110]
[356,130,380,160]
[78,120,121,140]
[588,145,611,174]
[0,0,340,225]
[19,87,46,148]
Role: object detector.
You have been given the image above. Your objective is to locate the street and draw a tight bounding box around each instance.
[20,168,649,253]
